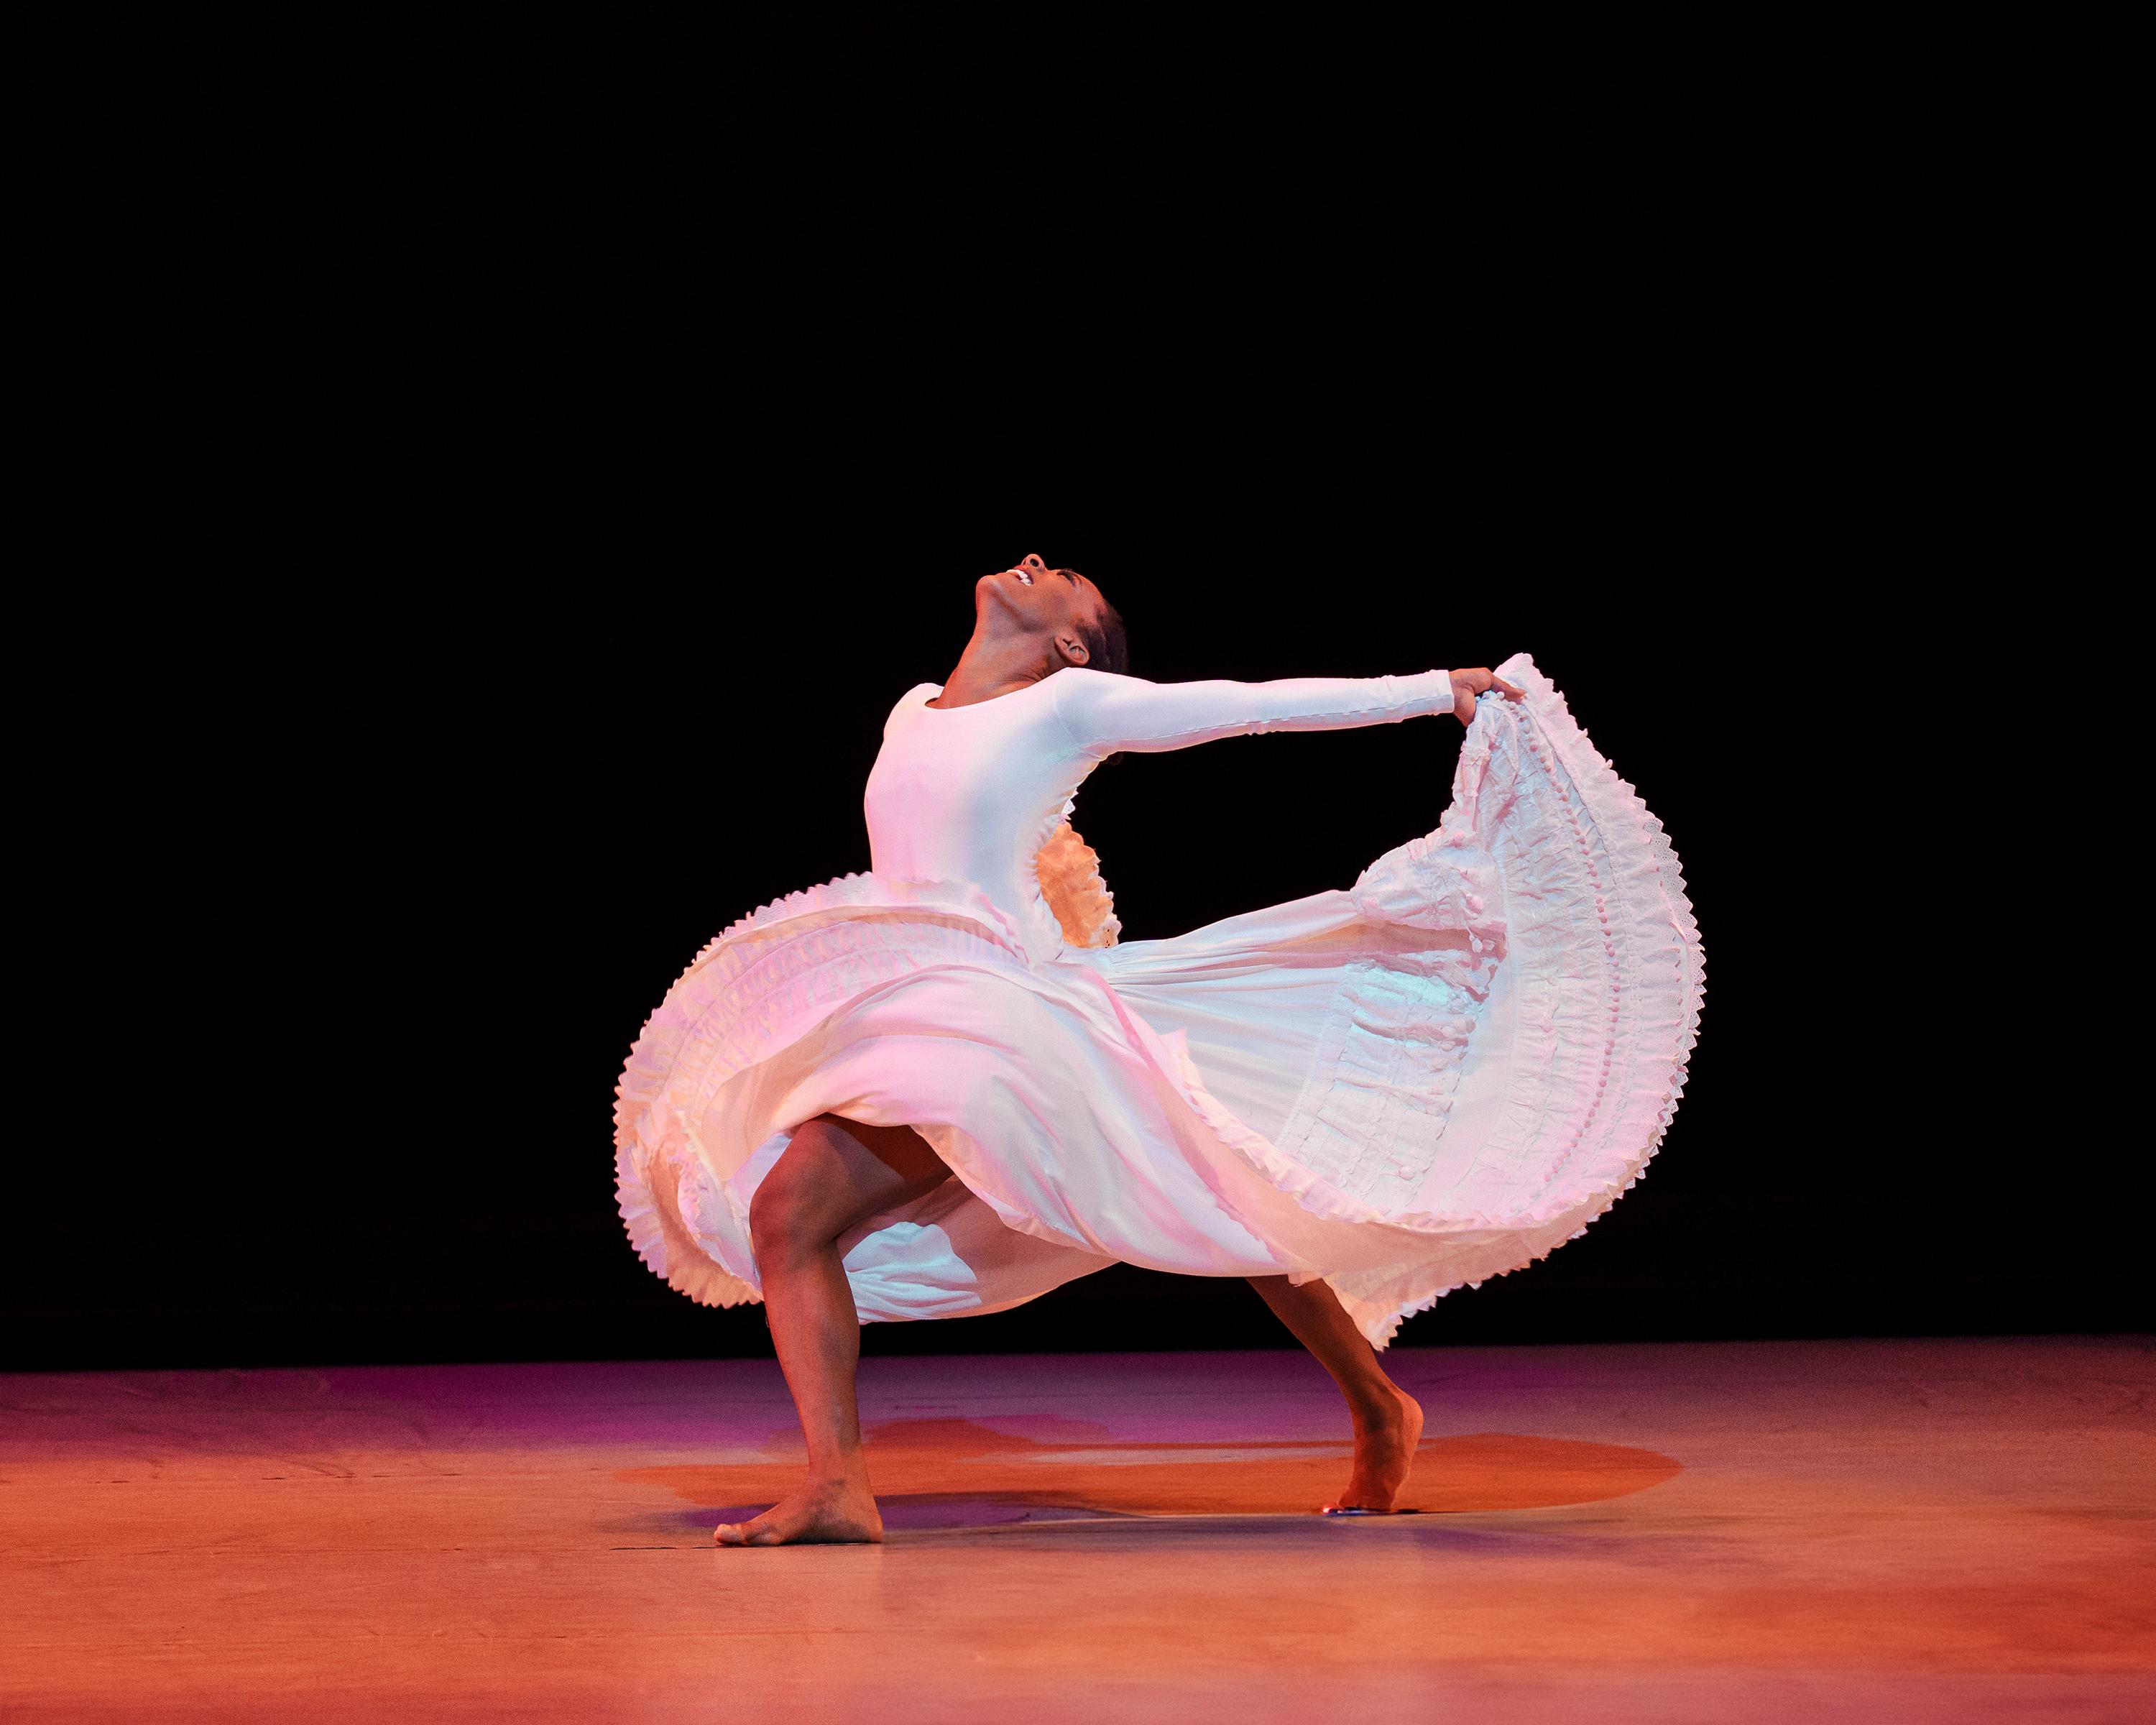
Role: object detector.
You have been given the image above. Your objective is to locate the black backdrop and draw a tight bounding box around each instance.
[17,22,2134,1369]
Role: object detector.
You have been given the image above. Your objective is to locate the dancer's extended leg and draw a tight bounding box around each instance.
[1247,1274,1424,1511]
[717,1113,950,1547]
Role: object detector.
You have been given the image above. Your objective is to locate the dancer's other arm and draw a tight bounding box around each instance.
[1051,666,1523,755]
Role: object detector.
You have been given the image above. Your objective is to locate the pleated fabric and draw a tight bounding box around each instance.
[613,655,1703,1346]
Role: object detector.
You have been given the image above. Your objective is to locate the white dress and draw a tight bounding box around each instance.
[614,656,1703,1346]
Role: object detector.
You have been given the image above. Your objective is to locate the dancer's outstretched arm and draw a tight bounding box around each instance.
[1050,665,1519,756]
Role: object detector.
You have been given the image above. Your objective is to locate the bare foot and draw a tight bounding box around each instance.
[1327,1384,1424,1512]
[714,1476,884,1547]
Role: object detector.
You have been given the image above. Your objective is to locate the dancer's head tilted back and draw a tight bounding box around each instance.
[977,553,1129,677]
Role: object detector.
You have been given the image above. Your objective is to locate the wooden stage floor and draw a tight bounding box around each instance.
[4,1337,2150,1723]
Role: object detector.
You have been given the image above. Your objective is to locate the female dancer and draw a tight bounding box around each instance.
[614,555,1703,1545]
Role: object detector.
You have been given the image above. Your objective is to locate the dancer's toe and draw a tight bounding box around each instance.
[713,1479,883,1547]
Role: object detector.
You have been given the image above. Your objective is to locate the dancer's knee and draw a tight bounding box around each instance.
[750,1136,829,1264]
[750,1179,814,1266]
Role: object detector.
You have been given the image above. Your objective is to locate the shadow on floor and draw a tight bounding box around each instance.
[616,1417,1682,1532]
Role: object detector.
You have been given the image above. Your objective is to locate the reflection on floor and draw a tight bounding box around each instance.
[4,1338,2151,1723]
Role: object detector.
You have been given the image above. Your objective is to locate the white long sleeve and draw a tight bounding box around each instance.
[1050,667,1456,757]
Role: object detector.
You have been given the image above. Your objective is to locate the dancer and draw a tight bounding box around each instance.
[614,555,1703,1545]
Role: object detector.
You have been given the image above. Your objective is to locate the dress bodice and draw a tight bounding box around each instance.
[863,666,1457,964]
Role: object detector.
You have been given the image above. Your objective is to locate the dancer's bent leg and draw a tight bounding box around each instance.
[1247,1274,1424,1511]
[718,1113,950,1547]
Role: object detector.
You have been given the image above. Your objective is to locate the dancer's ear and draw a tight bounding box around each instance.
[1054,631,1091,667]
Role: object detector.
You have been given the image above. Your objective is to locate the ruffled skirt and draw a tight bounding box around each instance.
[613,654,1703,1346]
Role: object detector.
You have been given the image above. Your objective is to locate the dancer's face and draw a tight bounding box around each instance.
[977,554,1109,667]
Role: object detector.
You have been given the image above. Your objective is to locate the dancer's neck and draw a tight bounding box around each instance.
[930,629,1067,709]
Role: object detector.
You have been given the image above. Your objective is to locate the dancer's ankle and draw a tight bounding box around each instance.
[800,1456,873,1492]
[1345,1380,1409,1428]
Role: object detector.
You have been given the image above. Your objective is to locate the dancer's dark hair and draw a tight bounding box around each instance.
[1061,572,1129,676]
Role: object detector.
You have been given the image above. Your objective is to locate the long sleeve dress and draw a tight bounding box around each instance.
[613,655,1703,1347]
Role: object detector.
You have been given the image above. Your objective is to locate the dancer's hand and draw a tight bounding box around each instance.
[1450,668,1524,724]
